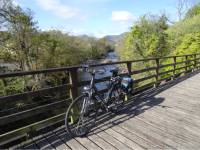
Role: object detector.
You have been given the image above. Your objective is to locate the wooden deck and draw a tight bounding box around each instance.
[14,72,200,150]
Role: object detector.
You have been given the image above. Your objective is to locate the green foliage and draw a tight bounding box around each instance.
[166,4,200,55]
[0,78,24,96]
[185,4,200,19]
[166,14,200,50]
[123,14,169,60]
[174,32,200,55]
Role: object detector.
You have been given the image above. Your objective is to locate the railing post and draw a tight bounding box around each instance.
[193,54,197,71]
[126,62,132,75]
[185,55,188,73]
[69,68,78,100]
[155,58,159,87]
[172,56,176,80]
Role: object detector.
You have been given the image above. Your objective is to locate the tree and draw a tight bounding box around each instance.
[185,3,200,19]
[166,10,200,52]
[123,14,169,60]
[0,0,39,71]
[173,33,200,55]
[176,0,189,20]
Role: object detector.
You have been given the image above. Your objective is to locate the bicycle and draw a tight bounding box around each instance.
[65,65,132,137]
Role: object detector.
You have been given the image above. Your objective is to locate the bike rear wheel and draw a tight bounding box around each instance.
[65,94,97,137]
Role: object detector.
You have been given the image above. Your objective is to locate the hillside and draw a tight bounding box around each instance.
[104,33,126,46]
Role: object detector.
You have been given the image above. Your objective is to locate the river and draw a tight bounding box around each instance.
[78,51,119,92]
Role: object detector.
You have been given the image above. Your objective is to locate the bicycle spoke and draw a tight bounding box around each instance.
[65,94,97,137]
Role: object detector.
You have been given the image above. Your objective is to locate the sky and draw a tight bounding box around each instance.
[14,0,197,37]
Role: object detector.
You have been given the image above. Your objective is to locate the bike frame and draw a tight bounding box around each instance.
[82,72,119,110]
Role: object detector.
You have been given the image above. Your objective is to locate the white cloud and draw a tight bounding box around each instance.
[111,10,134,22]
[35,0,79,20]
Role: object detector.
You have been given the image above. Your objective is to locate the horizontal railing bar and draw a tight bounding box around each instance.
[159,63,175,68]
[0,66,79,79]
[0,84,71,103]
[175,58,199,65]
[158,75,173,83]
[133,81,155,94]
[158,69,174,76]
[78,72,129,87]
[0,99,70,126]
[175,64,194,71]
[134,75,156,83]
[159,64,194,76]
[1,53,199,79]
[176,70,187,76]
[78,76,110,86]
[175,61,187,65]
[0,101,40,116]
[0,113,65,145]
[131,67,157,74]
[175,66,186,71]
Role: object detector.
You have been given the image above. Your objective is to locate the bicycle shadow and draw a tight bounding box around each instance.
[88,91,166,135]
[87,70,200,135]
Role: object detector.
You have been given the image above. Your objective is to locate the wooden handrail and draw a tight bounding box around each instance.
[1,53,199,78]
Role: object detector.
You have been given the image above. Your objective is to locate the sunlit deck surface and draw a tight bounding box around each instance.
[14,72,200,150]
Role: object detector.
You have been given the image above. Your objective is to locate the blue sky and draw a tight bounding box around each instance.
[14,0,195,37]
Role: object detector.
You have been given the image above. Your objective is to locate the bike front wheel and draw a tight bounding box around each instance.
[65,94,97,137]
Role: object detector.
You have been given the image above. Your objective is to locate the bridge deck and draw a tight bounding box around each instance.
[14,72,200,150]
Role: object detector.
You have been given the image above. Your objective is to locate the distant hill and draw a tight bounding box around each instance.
[103,33,126,46]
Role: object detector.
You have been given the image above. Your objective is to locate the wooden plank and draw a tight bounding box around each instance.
[94,121,144,150]
[43,132,70,150]
[96,131,132,150]
[75,137,102,150]
[123,117,187,149]
[112,125,161,149]
[54,129,87,150]
[134,110,200,146]
[159,62,175,69]
[34,137,54,150]
[115,120,172,149]
[104,128,144,150]
[160,87,200,100]
[23,139,39,149]
[87,134,117,150]
[0,84,71,103]
[137,107,200,141]
[108,113,173,149]
[131,67,157,75]
[133,81,155,94]
[69,68,78,100]
[134,75,156,84]
[158,69,173,76]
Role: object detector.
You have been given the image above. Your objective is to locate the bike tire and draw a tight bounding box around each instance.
[65,94,97,137]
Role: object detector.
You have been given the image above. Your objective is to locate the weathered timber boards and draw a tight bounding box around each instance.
[10,73,200,149]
